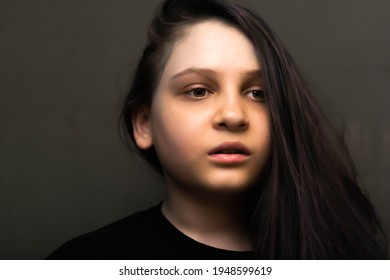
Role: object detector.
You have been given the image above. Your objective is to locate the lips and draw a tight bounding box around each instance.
[208,142,250,164]
[208,142,250,155]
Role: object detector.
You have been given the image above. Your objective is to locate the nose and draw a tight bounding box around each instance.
[212,94,249,131]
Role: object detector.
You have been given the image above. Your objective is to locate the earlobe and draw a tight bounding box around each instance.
[132,106,153,150]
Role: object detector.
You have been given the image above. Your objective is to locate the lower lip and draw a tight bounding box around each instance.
[208,153,249,164]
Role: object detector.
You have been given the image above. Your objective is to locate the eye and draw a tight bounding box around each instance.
[185,87,211,99]
[246,89,265,102]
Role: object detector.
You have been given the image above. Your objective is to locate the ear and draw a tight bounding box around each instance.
[132,106,153,150]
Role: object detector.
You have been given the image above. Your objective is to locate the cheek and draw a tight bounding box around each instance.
[261,115,271,144]
[252,111,272,160]
[150,105,206,165]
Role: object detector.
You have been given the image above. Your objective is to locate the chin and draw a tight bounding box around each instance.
[197,179,256,195]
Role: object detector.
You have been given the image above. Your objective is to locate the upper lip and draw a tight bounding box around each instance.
[208,141,251,155]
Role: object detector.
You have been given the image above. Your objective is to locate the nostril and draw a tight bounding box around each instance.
[217,120,248,131]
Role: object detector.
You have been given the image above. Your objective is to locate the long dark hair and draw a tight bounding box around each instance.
[120,0,387,259]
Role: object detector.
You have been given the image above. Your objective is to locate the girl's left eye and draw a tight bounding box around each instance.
[246,89,265,102]
[186,87,210,99]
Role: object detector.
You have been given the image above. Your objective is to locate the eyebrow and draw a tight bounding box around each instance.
[170,67,262,81]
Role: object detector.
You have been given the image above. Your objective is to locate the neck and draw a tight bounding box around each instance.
[162,182,252,251]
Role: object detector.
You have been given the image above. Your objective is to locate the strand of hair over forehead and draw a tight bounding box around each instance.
[152,0,281,68]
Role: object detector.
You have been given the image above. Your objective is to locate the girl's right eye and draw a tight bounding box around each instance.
[185,87,210,99]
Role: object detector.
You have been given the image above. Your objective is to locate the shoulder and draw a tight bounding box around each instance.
[47,204,162,260]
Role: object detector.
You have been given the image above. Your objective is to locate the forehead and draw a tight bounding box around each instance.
[160,20,261,79]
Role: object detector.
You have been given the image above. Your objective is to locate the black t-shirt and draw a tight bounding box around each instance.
[47,203,255,259]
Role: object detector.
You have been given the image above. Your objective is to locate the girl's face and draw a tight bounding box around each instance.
[133,20,271,195]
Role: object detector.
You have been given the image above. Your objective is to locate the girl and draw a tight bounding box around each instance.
[48,0,387,259]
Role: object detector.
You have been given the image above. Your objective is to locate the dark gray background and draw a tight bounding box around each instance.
[0,0,389,259]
